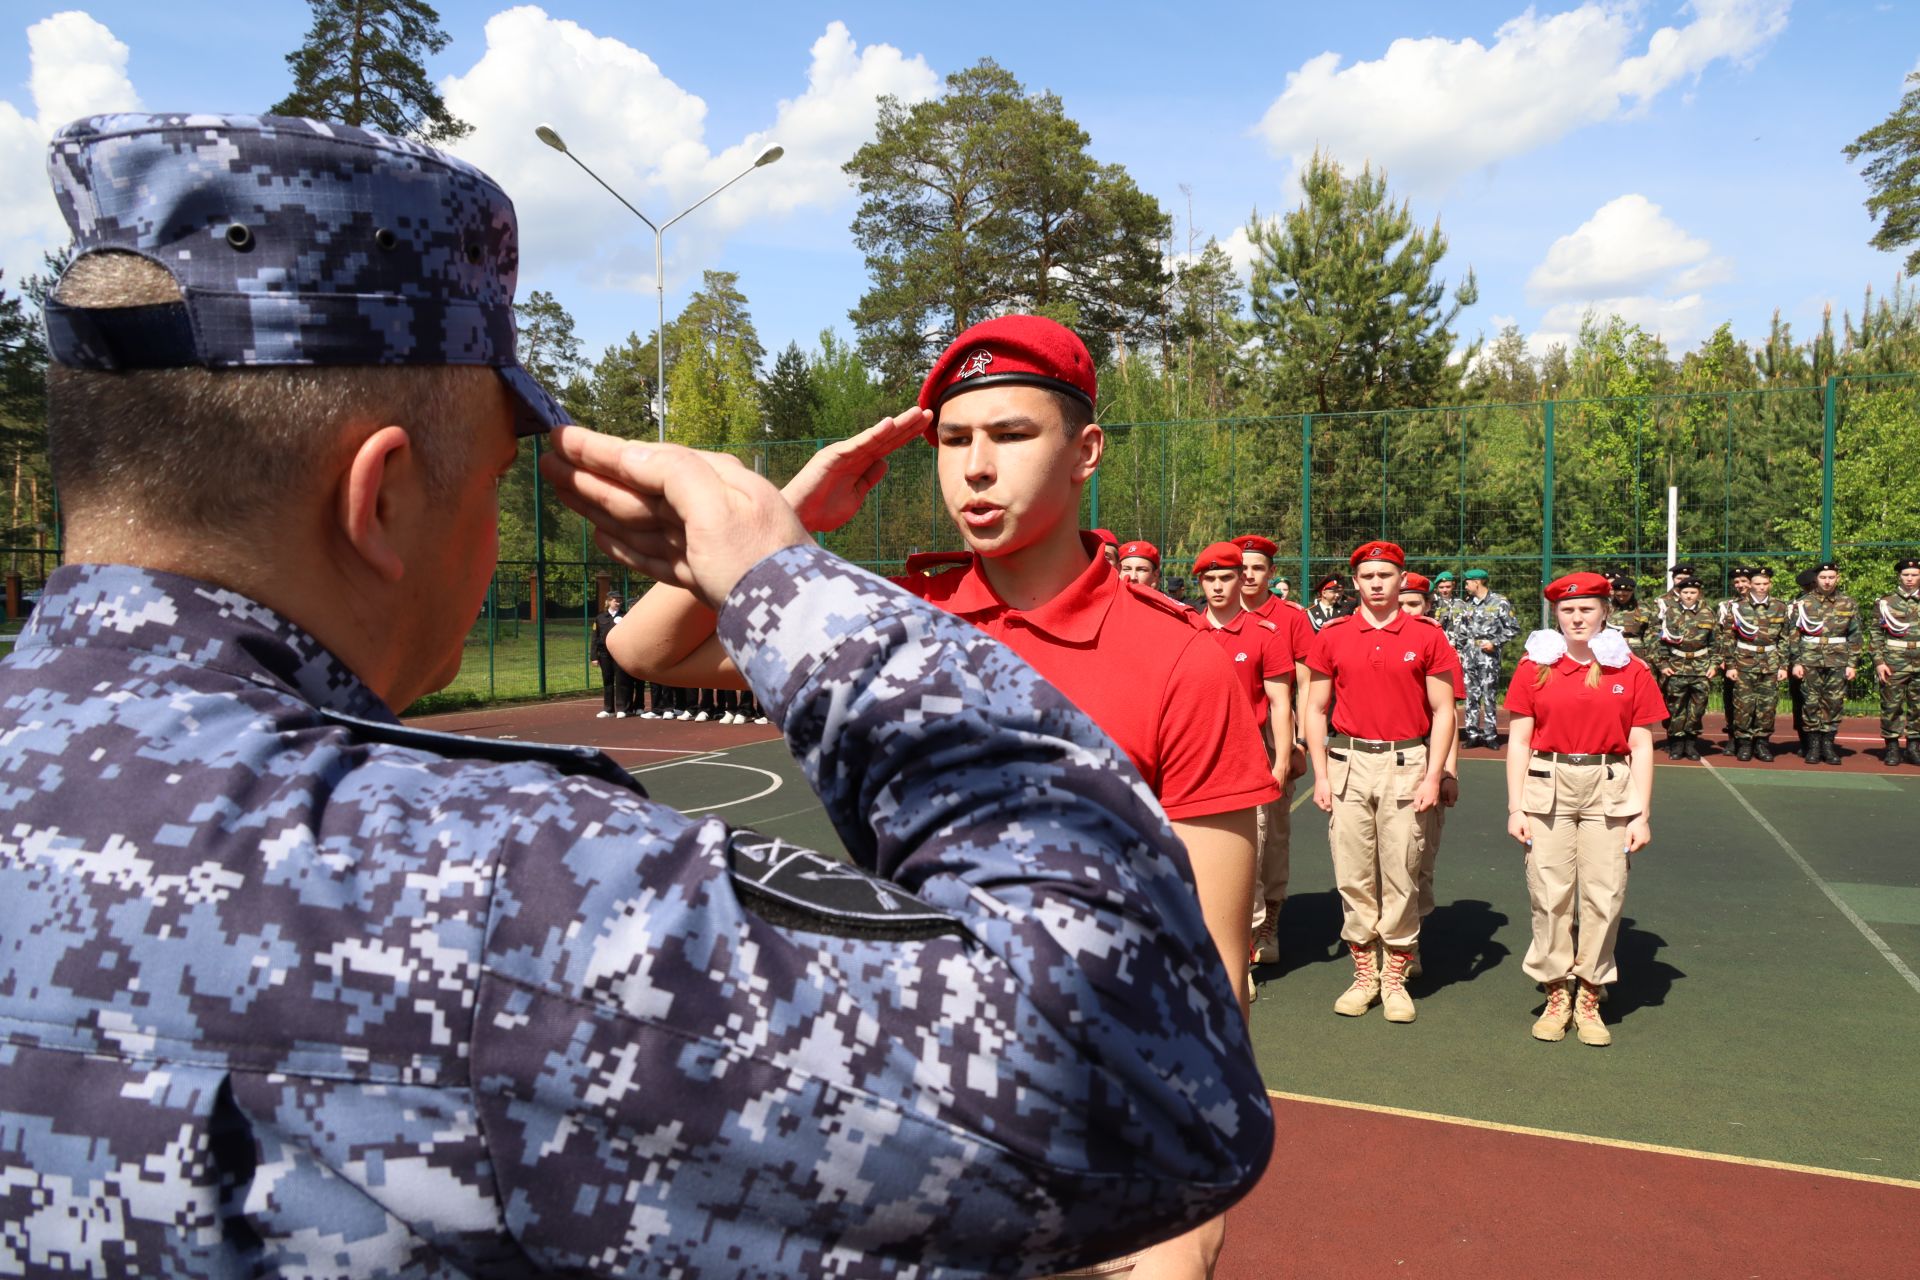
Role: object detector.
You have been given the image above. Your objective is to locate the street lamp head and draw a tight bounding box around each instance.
[754,145,784,168]
[534,124,568,153]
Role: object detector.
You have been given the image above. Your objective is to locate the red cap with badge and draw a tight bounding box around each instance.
[1543,571,1612,602]
[1194,542,1245,575]
[1349,540,1406,569]
[1231,534,1279,558]
[1402,572,1431,593]
[1118,540,1160,567]
[917,314,1098,441]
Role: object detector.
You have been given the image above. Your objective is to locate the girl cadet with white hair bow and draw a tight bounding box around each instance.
[1501,572,1669,1048]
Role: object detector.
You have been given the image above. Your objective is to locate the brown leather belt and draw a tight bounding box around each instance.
[1532,750,1628,765]
[1332,735,1424,754]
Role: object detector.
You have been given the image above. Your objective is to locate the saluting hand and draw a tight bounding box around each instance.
[542,427,807,612]
[782,408,931,534]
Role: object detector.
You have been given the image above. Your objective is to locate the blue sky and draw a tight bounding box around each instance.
[4,1,1917,384]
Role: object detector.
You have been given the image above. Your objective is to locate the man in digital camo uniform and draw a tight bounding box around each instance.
[1869,557,1920,766]
[1654,577,1718,760]
[0,114,1270,1279]
[1787,562,1861,765]
[1717,565,1794,761]
[1455,568,1521,747]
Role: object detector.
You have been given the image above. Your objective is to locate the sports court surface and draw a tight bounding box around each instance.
[414,699,1920,1278]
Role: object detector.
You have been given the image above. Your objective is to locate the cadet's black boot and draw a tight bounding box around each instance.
[1905,741,1920,767]
[1734,738,1753,762]
[1667,737,1684,760]
[1753,739,1775,762]
[1820,732,1844,765]
[1883,739,1904,767]
[1801,734,1820,763]
[1684,737,1704,761]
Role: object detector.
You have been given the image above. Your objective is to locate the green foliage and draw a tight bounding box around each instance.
[844,58,1169,388]
[271,0,470,143]
[1244,151,1477,416]
[1,254,64,575]
[807,329,890,436]
[662,271,763,451]
[587,332,659,440]
[761,342,818,440]
[1844,71,1920,275]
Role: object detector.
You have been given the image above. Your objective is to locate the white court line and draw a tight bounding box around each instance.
[593,745,705,755]
[1702,759,1920,996]
[631,750,729,774]
[679,762,784,814]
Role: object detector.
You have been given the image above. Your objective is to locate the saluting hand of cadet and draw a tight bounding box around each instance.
[780,408,931,533]
[542,426,808,609]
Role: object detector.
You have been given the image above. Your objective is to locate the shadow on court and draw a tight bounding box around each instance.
[1607,917,1684,1020]
[1411,898,1509,996]
[1263,890,1344,980]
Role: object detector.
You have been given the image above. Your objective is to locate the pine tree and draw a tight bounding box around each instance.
[272,0,471,143]
[1844,71,1920,274]
[762,343,818,440]
[588,333,659,440]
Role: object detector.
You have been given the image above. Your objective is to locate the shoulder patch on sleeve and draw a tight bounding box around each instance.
[1124,581,1198,620]
[316,708,644,794]
[902,550,974,576]
[726,828,967,941]
[1256,618,1278,632]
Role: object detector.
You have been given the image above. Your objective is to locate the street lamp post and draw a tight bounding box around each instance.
[535,125,782,442]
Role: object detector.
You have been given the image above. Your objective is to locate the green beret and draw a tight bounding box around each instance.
[1463,568,1490,581]
[1433,571,1455,582]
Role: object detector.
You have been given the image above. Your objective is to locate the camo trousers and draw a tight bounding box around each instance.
[1727,654,1783,739]
[1799,664,1849,734]
[1882,663,1920,739]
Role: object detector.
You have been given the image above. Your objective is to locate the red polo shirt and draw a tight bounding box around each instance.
[1251,595,1314,671]
[1306,609,1461,741]
[1503,657,1668,754]
[895,546,1281,820]
[1197,607,1292,723]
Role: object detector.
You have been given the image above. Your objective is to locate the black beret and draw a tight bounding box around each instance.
[1898,558,1920,572]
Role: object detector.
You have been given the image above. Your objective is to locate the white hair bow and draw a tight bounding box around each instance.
[1524,629,1567,665]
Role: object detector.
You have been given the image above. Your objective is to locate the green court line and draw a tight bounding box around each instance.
[1829,884,1920,928]
[1717,769,1900,791]
[1703,759,1920,996]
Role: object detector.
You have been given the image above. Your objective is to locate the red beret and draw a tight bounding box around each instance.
[1092,527,1118,547]
[1544,571,1612,602]
[917,315,1097,441]
[1194,541,1244,575]
[1231,534,1279,558]
[1349,540,1405,569]
[1402,572,1431,593]
[1117,540,1160,566]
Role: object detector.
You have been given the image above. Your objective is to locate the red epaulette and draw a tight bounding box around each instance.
[902,551,973,577]
[1255,618,1279,632]
[1122,581,1197,620]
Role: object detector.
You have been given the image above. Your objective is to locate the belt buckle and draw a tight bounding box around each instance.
[1565,752,1591,764]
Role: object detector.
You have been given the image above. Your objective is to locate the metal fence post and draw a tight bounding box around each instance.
[487,576,496,701]
[1821,375,1838,560]
[533,434,547,697]
[1542,400,1556,615]
[1089,467,1100,531]
[1299,413,1313,588]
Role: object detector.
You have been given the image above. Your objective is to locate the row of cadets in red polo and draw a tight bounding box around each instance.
[1305,539,1462,1025]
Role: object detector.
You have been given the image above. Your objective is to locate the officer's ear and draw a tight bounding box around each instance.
[339,424,416,584]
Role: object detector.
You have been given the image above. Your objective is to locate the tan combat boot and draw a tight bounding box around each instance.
[1251,916,1279,965]
[1531,980,1573,1042]
[1333,941,1381,1016]
[1407,939,1423,979]
[1380,947,1417,1023]
[1574,980,1611,1046]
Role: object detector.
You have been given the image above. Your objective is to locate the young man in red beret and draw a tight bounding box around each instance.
[1306,542,1460,1022]
[1231,534,1312,966]
[1195,542,1297,987]
[610,316,1276,1277]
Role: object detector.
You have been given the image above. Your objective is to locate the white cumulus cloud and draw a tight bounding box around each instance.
[1253,0,1790,192]
[1523,193,1728,346]
[1526,193,1724,300]
[0,10,143,289]
[442,8,937,296]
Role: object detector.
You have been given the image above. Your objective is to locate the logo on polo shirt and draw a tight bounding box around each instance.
[1612,683,1626,694]
[1403,651,1416,661]
[958,350,993,379]
[1235,652,1248,662]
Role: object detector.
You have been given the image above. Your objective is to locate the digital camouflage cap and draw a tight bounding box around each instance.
[42,113,568,436]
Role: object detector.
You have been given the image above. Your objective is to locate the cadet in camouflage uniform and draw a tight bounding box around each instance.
[0,114,1270,1279]
[1431,570,1464,638]
[1868,557,1920,766]
[1654,577,1718,759]
[1715,565,1753,743]
[1786,563,1860,764]
[1610,573,1656,666]
[1716,565,1793,761]
[1456,568,1521,746]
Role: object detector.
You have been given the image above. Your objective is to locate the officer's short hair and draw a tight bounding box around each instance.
[48,253,495,531]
